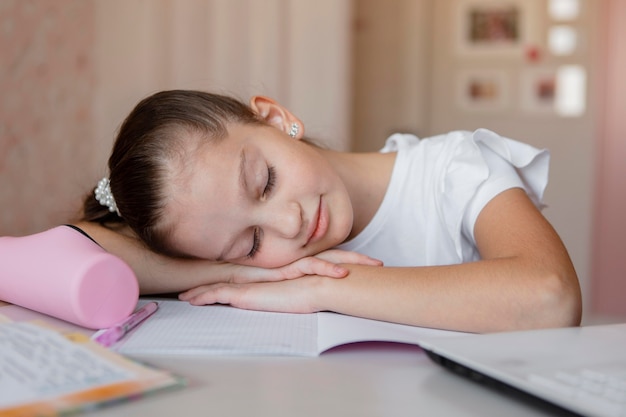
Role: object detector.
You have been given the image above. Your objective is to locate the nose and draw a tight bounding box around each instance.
[259,200,302,239]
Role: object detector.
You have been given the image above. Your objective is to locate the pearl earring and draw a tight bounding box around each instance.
[289,123,299,138]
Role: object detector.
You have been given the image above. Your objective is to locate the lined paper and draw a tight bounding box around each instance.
[114,300,318,356]
[112,299,464,357]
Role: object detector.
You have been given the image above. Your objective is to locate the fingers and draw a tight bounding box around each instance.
[179,283,233,305]
[178,278,318,313]
[228,264,284,284]
[230,257,349,283]
[279,257,349,279]
[178,285,209,303]
[223,250,382,285]
[314,250,383,266]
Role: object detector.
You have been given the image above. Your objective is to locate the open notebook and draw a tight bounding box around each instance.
[419,323,626,417]
[111,299,465,356]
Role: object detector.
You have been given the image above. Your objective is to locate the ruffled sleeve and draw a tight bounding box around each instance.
[441,128,550,261]
[472,128,550,208]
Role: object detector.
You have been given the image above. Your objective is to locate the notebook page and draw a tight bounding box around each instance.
[113,300,319,356]
[316,312,466,354]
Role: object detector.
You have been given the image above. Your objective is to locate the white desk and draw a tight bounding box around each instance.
[6,301,618,416]
[88,343,559,417]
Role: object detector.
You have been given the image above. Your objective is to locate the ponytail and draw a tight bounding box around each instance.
[80,186,124,225]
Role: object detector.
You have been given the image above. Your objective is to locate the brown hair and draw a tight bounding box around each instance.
[81,90,264,256]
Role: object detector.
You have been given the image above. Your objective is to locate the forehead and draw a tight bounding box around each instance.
[164,122,285,199]
[160,127,248,259]
[160,122,306,260]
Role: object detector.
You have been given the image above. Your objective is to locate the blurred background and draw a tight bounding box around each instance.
[1,0,624,322]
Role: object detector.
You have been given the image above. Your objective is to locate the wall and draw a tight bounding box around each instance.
[590,0,626,316]
[0,0,96,235]
[351,0,432,151]
[1,0,353,237]
[93,0,353,158]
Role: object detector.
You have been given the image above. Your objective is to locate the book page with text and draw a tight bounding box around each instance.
[0,318,183,415]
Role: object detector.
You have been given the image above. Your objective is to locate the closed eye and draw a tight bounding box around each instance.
[248,165,275,259]
[263,165,276,197]
[247,227,261,259]
[244,164,277,259]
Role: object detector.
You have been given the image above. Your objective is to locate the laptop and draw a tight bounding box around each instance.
[419,323,626,417]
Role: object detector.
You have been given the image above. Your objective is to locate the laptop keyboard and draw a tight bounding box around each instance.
[529,367,626,417]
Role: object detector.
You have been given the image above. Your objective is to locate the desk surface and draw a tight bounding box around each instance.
[88,343,558,417]
[4,301,623,417]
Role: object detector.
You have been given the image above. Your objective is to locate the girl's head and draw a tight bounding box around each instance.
[83,90,354,268]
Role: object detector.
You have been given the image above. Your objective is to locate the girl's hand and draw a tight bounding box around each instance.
[179,277,323,313]
[224,250,381,284]
[313,249,383,266]
[179,251,383,313]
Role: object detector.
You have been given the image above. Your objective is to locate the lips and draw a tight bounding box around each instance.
[305,197,328,246]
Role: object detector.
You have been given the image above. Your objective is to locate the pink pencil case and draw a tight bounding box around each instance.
[0,225,138,329]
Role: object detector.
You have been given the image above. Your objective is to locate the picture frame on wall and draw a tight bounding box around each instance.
[520,68,557,114]
[457,69,509,112]
[455,0,538,55]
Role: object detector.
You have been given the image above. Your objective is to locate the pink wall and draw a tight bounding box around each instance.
[591,0,626,315]
[0,1,95,236]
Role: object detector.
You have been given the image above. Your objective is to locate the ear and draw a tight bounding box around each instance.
[249,96,304,139]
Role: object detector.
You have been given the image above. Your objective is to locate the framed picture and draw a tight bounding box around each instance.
[520,68,557,113]
[457,69,509,112]
[455,0,538,55]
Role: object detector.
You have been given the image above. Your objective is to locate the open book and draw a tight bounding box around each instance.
[0,315,184,416]
[112,299,466,357]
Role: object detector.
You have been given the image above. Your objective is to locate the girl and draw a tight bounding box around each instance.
[78,89,582,333]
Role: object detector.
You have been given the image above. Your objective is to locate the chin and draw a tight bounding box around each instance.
[330,218,353,247]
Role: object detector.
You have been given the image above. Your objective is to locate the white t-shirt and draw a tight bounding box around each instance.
[335,129,550,267]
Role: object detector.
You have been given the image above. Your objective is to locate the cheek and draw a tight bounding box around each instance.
[256,247,304,268]
[237,239,308,268]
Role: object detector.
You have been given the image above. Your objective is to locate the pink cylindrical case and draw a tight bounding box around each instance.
[0,225,138,329]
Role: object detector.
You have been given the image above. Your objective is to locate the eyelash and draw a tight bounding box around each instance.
[263,165,276,197]
[247,228,261,259]
[248,165,276,259]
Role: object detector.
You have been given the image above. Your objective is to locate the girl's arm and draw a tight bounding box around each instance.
[73,221,380,295]
[180,188,582,333]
